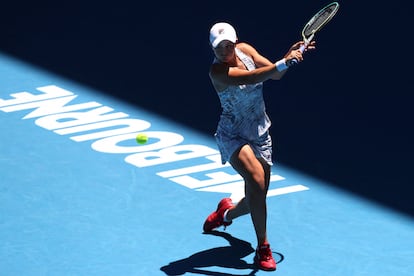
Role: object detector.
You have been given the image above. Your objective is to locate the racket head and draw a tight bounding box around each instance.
[301,2,340,40]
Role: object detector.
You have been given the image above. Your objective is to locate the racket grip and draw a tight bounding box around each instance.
[287,44,307,67]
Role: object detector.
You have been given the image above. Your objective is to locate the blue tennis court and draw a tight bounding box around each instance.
[1,52,413,276]
[1,0,413,274]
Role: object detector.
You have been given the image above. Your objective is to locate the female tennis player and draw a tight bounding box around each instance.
[203,22,315,271]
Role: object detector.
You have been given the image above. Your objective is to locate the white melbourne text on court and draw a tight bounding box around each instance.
[0,85,309,201]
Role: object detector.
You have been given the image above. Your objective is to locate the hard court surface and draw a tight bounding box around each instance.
[1,52,414,276]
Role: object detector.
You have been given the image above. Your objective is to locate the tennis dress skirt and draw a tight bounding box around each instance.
[215,121,273,166]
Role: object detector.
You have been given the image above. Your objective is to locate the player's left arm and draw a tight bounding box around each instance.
[238,41,316,80]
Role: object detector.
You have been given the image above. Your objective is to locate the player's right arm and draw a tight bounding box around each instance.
[209,62,278,92]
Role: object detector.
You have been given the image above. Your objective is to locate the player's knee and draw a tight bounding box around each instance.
[246,172,267,195]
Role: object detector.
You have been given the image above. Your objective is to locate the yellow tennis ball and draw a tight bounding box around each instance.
[136,133,148,144]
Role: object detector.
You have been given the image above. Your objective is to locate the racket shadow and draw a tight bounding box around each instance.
[160,230,284,276]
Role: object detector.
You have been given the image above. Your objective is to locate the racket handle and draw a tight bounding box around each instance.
[286,44,307,67]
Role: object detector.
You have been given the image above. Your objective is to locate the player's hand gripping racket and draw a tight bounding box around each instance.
[287,1,340,66]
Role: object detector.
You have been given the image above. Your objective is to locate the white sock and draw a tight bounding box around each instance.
[223,209,231,222]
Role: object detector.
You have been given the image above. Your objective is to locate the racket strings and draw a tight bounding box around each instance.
[304,5,338,37]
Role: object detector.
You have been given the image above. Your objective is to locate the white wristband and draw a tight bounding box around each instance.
[275,58,288,72]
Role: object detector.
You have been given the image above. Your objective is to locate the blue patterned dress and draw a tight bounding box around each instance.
[214,48,273,165]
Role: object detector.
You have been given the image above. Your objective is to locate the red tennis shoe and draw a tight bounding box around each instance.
[203,198,233,232]
[254,243,276,271]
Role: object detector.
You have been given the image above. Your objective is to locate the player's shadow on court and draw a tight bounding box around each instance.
[160,230,284,276]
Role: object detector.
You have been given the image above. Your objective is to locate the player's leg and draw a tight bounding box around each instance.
[228,144,271,245]
[225,197,250,219]
[228,144,275,271]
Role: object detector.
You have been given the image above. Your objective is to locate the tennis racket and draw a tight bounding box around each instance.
[287,1,340,66]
